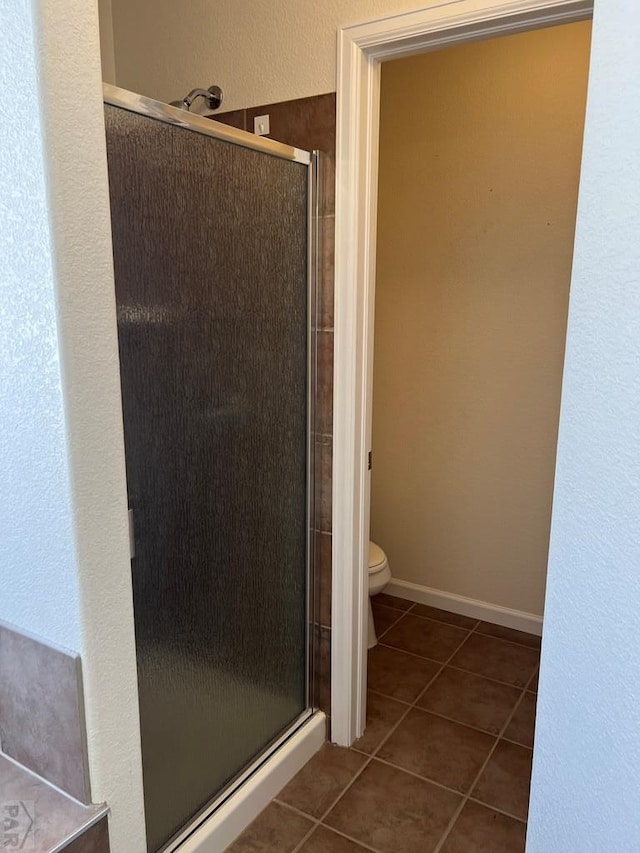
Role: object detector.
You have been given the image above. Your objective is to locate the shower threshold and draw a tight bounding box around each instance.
[161,710,326,853]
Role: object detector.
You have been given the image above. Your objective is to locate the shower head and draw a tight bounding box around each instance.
[170,85,223,113]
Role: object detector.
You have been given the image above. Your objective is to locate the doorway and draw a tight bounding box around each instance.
[331,0,594,753]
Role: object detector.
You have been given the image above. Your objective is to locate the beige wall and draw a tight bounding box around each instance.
[371,22,591,617]
[98,0,116,84]
[100,0,495,111]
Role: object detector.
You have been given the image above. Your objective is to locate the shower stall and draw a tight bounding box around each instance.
[103,84,318,852]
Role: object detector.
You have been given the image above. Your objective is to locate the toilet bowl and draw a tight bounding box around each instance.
[368,541,391,649]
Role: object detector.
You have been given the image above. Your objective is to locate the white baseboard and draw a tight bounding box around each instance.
[177,711,326,852]
[386,578,543,636]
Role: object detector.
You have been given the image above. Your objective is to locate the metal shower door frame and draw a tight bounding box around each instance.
[103,84,319,853]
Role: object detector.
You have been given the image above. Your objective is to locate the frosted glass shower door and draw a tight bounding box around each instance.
[104,96,313,852]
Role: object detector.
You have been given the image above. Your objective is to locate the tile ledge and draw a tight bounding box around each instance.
[0,752,108,853]
[51,809,110,853]
[0,617,80,661]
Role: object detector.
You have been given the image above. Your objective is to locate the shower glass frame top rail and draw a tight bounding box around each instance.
[103,83,319,853]
[103,83,312,165]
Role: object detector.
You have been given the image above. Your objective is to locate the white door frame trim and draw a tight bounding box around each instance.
[331,0,593,746]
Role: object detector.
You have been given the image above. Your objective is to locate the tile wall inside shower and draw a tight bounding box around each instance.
[213,93,336,716]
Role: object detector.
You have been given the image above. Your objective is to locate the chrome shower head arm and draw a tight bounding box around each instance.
[171,85,223,112]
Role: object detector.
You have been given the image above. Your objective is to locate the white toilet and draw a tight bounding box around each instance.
[368,540,391,649]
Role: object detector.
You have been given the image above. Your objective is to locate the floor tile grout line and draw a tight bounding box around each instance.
[364,753,529,824]
[471,622,542,651]
[376,605,536,848]
[376,646,538,692]
[382,597,414,609]
[306,687,435,848]
[344,605,536,850]
[441,661,537,691]
[374,604,409,618]
[410,613,481,631]
[525,664,539,691]
[376,597,414,614]
[365,687,412,706]
[274,798,324,853]
[380,611,540,676]
[385,603,480,631]
[501,734,534,750]
[287,599,538,853]
[351,624,481,852]
[273,798,323,823]
[384,610,476,636]
[473,685,531,780]
[361,621,477,766]
[370,653,538,693]
[375,601,540,649]
[376,608,409,641]
[374,640,448,666]
[375,618,540,687]
[289,819,321,853]
[431,683,531,853]
[265,739,529,853]
[288,612,476,852]
[369,753,480,798]
[364,694,424,757]
[315,823,382,852]
[407,624,483,709]
[391,702,521,741]
[325,661,532,851]
[291,752,376,850]
[358,690,531,753]
[466,796,527,824]
[473,634,541,652]
[472,619,541,639]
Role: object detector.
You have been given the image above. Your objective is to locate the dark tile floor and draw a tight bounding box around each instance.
[228,596,539,852]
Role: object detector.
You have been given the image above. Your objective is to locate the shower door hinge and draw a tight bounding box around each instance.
[368,451,372,471]
[128,508,135,560]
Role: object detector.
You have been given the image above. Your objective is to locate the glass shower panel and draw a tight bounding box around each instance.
[104,104,311,852]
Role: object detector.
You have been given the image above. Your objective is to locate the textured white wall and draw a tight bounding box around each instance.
[1,1,146,850]
[528,1,640,849]
[109,0,457,110]
[0,0,81,652]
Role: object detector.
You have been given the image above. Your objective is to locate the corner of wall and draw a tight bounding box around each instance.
[31,1,145,849]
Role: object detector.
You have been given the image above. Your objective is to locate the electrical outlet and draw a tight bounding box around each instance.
[254,114,270,136]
